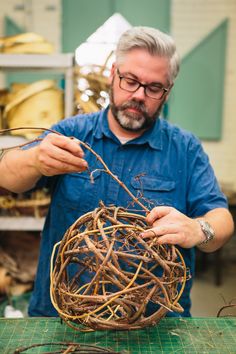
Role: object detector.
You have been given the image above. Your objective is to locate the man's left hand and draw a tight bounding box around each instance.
[142,206,203,248]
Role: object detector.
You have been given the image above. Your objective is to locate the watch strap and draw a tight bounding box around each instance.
[197,219,215,245]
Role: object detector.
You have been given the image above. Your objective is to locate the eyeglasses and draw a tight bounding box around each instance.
[117,69,169,100]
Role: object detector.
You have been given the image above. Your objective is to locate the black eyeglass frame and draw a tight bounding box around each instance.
[117,69,170,100]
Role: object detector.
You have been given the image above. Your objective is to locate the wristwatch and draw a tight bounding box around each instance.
[197,219,215,245]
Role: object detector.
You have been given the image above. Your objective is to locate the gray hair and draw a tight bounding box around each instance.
[116,26,180,83]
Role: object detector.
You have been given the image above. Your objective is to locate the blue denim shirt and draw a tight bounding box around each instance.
[28,107,227,317]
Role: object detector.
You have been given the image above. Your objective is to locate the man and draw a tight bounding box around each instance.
[0,27,233,317]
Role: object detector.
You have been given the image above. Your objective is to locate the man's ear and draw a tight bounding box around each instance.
[164,83,174,102]
[109,63,116,84]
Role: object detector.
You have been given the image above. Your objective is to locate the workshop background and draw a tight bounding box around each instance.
[0,0,235,318]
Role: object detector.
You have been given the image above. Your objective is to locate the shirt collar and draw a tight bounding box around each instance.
[94,107,114,139]
[94,106,163,150]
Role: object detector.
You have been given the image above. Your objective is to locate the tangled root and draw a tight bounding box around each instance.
[50,203,186,331]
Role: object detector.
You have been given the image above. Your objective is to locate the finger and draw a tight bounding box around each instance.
[141,229,159,239]
[45,143,88,169]
[146,206,173,225]
[37,141,88,174]
[142,223,179,238]
[142,230,181,245]
[38,154,87,176]
[46,134,85,158]
[156,234,180,245]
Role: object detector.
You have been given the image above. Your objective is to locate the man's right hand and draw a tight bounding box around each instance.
[34,133,88,176]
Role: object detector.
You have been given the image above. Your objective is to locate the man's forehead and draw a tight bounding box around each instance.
[116,52,170,83]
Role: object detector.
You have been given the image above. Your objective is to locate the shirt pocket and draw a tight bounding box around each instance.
[130,175,176,208]
[57,170,102,212]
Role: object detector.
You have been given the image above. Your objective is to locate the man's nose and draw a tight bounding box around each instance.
[131,86,146,100]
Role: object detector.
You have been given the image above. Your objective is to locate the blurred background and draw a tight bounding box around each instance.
[0,0,235,318]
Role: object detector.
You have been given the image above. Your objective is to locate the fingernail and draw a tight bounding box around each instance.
[82,160,88,167]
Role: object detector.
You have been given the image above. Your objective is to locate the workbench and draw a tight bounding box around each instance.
[0,317,235,353]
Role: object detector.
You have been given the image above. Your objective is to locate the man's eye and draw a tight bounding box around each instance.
[148,85,163,93]
[124,78,137,86]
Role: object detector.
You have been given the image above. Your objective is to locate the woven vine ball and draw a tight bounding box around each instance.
[50,203,187,331]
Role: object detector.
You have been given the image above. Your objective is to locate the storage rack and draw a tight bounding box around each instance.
[0,53,74,231]
[0,53,74,117]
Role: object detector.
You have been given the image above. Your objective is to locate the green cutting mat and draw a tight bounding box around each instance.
[0,317,236,353]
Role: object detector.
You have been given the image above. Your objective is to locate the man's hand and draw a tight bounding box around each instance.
[34,133,88,176]
[0,133,89,193]
[142,206,204,248]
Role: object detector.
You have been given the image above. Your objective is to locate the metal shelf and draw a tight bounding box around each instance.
[0,53,75,117]
[0,53,75,231]
[0,216,45,231]
[0,135,28,149]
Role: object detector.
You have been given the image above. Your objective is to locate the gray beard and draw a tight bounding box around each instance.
[109,86,163,132]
